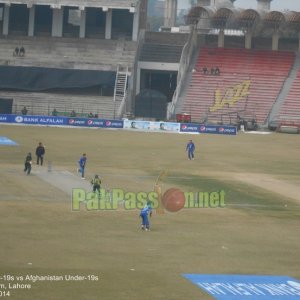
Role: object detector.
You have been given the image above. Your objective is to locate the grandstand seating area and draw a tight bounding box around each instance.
[0,36,137,71]
[0,35,137,119]
[0,90,119,119]
[275,69,300,126]
[139,32,188,63]
[182,47,295,124]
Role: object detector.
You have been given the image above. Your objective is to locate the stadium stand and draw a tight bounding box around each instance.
[0,0,140,118]
[275,68,300,126]
[139,32,188,63]
[181,47,295,125]
[0,35,137,117]
[0,90,116,119]
[0,36,136,70]
[1,0,300,126]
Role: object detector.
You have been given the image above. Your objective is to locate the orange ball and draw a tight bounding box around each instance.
[162,188,185,212]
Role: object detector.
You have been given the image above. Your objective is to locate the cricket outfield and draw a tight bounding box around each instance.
[0,124,299,300]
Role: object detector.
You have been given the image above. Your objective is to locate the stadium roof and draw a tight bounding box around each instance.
[239,9,260,21]
[186,5,300,27]
[286,11,300,23]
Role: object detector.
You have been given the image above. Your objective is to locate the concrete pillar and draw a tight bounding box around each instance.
[105,8,112,40]
[51,7,63,37]
[28,6,35,37]
[138,0,147,30]
[218,29,225,48]
[3,4,10,36]
[257,0,272,11]
[272,31,279,51]
[299,32,300,52]
[79,8,86,38]
[136,66,141,95]
[164,0,177,27]
[132,9,139,41]
[245,31,252,49]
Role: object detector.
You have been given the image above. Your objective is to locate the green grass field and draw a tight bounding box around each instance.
[0,125,299,300]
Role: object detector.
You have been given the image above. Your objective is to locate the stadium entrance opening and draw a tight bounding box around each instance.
[138,70,177,119]
[141,70,177,102]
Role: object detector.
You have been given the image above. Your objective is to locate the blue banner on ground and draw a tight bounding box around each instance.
[0,136,18,145]
[183,274,300,300]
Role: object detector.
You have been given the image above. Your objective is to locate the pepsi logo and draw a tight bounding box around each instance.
[181,125,187,130]
[87,120,93,125]
[219,127,225,132]
[69,119,75,124]
[106,121,111,126]
[200,126,206,131]
[15,116,23,123]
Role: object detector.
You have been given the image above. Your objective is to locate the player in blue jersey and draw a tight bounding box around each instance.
[140,202,152,231]
[186,140,195,160]
[78,153,87,179]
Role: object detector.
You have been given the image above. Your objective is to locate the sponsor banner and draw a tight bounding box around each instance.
[67,117,87,127]
[123,120,180,132]
[68,118,123,128]
[123,120,150,130]
[150,121,180,132]
[2,114,122,128]
[180,123,200,133]
[183,274,300,300]
[13,115,66,125]
[1,114,236,135]
[0,114,12,123]
[198,125,237,135]
[85,119,106,127]
[104,119,123,129]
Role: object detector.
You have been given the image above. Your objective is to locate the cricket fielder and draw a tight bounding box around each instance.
[140,202,152,231]
[78,153,87,179]
[186,140,195,160]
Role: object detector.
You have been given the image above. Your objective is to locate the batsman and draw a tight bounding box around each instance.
[91,175,101,194]
[24,152,32,175]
